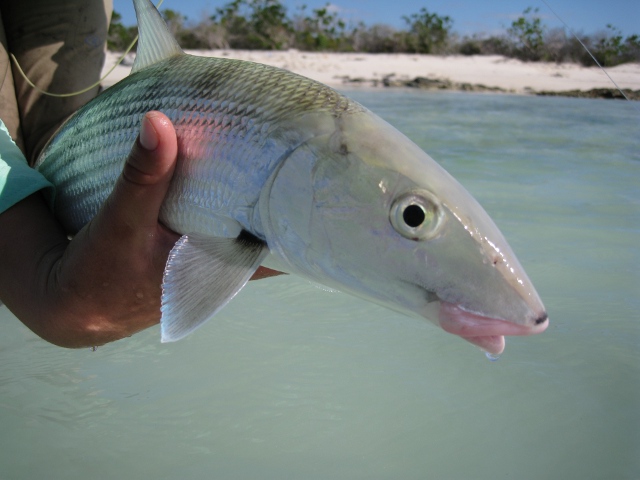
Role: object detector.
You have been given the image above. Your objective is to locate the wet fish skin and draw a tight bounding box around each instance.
[35,0,547,353]
[37,54,363,238]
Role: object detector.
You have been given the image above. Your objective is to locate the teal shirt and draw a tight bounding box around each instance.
[0,119,53,214]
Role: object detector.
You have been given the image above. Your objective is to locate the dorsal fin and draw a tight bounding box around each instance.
[132,0,183,73]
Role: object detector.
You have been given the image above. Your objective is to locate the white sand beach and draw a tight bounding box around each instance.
[102,49,640,94]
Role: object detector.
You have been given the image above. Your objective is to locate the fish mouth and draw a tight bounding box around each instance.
[438,302,549,355]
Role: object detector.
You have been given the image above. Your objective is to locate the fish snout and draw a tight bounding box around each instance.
[535,313,549,326]
[436,302,549,354]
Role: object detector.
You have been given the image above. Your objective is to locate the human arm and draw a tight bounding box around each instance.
[0,112,280,348]
[0,112,179,347]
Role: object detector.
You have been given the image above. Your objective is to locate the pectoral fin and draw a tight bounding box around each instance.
[160,231,269,342]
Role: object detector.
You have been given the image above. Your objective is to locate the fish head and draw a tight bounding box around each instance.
[262,111,547,354]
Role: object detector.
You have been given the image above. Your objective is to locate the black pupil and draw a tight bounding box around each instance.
[403,204,426,228]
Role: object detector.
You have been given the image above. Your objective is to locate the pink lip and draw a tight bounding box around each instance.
[438,302,548,355]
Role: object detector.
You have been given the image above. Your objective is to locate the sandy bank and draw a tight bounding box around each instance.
[102,50,640,96]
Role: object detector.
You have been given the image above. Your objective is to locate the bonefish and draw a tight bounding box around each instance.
[36,0,548,355]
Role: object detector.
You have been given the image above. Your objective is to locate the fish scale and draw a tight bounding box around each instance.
[35,0,547,351]
[38,53,364,237]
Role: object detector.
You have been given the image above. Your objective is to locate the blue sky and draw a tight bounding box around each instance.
[113,0,640,37]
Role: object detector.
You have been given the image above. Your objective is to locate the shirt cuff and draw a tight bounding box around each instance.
[0,120,54,214]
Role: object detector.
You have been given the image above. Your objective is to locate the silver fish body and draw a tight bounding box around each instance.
[36,0,547,353]
[38,54,359,240]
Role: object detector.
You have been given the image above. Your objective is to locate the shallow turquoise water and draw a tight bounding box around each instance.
[1,91,638,479]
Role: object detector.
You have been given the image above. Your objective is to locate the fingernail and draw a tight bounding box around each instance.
[139,114,159,151]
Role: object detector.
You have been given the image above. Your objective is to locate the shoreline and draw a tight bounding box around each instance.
[102,50,640,99]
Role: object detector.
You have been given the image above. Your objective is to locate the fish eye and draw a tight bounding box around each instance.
[390,191,443,241]
[403,204,426,228]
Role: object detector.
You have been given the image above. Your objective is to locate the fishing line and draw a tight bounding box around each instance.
[9,0,165,98]
[539,0,631,102]
[10,39,139,98]
[10,0,636,104]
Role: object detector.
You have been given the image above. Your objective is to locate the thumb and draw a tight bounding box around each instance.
[106,111,178,230]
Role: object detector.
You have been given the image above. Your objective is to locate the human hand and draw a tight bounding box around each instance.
[43,111,181,346]
[0,111,281,347]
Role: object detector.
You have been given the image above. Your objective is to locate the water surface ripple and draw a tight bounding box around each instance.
[1,91,638,479]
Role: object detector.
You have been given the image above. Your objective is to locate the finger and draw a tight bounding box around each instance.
[106,111,178,230]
